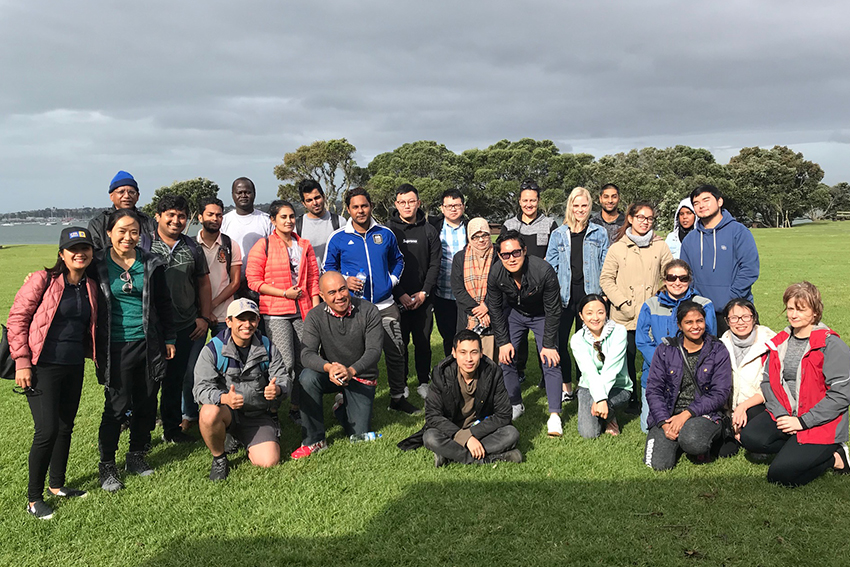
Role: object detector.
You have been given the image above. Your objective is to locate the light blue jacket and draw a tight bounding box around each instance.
[545,222,609,307]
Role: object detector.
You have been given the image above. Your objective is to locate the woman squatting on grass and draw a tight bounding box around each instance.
[570,294,632,438]
[739,282,850,487]
[644,301,732,471]
[8,227,100,519]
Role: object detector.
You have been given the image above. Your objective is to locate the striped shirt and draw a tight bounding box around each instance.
[435,221,466,299]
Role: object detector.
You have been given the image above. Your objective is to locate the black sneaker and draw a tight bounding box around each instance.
[161,431,195,444]
[209,455,229,481]
[50,486,87,498]
[434,453,448,468]
[125,451,154,476]
[224,433,241,455]
[388,397,423,416]
[288,408,302,426]
[26,500,54,520]
[98,461,125,493]
[487,449,523,464]
[518,372,526,384]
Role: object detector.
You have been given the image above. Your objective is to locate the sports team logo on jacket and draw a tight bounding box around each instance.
[373,234,383,245]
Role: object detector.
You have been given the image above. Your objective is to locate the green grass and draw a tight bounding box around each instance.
[0,223,849,567]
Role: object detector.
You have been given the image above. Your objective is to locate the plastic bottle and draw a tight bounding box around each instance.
[352,270,367,298]
[349,431,382,443]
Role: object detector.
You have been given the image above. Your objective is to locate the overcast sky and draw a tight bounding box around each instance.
[2,0,849,213]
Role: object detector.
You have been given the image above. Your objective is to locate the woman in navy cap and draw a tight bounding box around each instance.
[7,227,99,519]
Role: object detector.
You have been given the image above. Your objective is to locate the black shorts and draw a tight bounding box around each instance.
[224,407,280,449]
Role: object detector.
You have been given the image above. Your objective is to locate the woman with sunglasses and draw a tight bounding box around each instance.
[644,301,731,470]
[94,209,175,493]
[452,217,496,360]
[740,282,850,487]
[545,187,609,402]
[8,228,99,519]
[717,298,774,457]
[635,259,716,432]
[570,294,631,438]
[600,201,673,413]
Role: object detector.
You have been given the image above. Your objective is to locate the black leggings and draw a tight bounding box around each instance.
[626,329,638,400]
[26,363,85,502]
[740,409,839,487]
[558,300,583,386]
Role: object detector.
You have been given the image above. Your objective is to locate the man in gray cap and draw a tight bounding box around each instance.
[87,171,157,251]
[194,298,288,480]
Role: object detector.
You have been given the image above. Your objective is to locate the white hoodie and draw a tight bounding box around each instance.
[664,197,695,259]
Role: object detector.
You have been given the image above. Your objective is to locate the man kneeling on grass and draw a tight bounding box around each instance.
[193,298,288,480]
[423,329,522,467]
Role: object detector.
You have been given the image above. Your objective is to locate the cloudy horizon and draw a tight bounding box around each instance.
[2,0,849,213]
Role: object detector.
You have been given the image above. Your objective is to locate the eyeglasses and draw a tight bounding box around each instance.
[113,189,139,198]
[665,274,690,283]
[470,233,490,241]
[498,249,523,260]
[119,270,133,294]
[442,203,463,210]
[395,200,418,208]
[634,214,655,224]
[593,341,606,363]
[727,314,754,324]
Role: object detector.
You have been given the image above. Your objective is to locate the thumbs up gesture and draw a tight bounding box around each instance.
[223,384,244,409]
[264,377,281,400]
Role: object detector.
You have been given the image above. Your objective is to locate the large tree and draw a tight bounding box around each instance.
[142,177,220,225]
[273,138,366,214]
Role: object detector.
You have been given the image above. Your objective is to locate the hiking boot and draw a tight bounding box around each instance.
[209,455,229,481]
[26,500,54,520]
[50,486,87,498]
[487,449,523,464]
[290,440,328,460]
[511,403,525,421]
[125,451,154,476]
[389,397,423,416]
[161,431,195,444]
[98,461,124,493]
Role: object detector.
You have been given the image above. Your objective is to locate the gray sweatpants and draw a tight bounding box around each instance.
[644,416,721,471]
[576,386,632,439]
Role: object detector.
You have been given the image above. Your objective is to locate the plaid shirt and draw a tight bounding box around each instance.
[435,221,466,299]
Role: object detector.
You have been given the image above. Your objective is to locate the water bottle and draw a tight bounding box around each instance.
[353,270,367,298]
[349,431,382,443]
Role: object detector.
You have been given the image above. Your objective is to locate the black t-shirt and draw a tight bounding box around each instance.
[40,275,92,366]
[235,343,251,365]
[674,347,701,415]
[569,227,586,305]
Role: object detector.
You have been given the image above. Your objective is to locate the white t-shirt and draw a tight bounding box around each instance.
[220,209,273,273]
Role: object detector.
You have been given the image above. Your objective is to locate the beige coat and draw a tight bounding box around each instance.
[599,235,673,330]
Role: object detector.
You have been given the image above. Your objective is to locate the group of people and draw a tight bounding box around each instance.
[8,172,849,520]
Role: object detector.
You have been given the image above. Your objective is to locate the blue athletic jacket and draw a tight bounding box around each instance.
[680,210,759,310]
[636,289,716,386]
[323,217,404,308]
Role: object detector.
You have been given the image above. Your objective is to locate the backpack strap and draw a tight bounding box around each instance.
[296,216,303,235]
[220,233,232,274]
[210,336,228,374]
[331,213,341,231]
[259,334,272,373]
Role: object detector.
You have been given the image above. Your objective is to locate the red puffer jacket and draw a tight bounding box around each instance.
[246,232,320,319]
[7,270,99,369]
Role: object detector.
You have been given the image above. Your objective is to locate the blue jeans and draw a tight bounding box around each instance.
[180,330,207,422]
[640,389,650,433]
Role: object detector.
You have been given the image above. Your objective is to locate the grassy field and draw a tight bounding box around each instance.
[0,222,849,566]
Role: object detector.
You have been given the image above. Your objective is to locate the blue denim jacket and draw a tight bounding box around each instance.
[545,222,609,307]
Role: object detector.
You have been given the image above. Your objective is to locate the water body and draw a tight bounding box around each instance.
[0,223,201,246]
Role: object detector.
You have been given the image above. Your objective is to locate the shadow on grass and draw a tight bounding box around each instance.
[133,476,850,567]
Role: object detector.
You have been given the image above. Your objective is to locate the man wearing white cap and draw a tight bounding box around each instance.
[193,298,287,480]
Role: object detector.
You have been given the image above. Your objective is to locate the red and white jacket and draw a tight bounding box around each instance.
[246,232,320,319]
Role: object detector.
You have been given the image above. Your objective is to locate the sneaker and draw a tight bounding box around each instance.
[834,444,850,474]
[180,418,198,432]
[486,449,523,464]
[288,408,302,426]
[161,431,195,444]
[125,451,154,476]
[98,461,124,493]
[224,433,241,455]
[604,417,621,436]
[561,389,576,403]
[290,440,328,460]
[416,383,430,400]
[547,414,563,437]
[26,500,53,520]
[511,403,525,421]
[518,372,526,384]
[209,455,229,481]
[50,486,87,498]
[389,397,423,416]
[434,453,448,468]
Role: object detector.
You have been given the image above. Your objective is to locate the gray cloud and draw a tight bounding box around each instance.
[2,0,850,212]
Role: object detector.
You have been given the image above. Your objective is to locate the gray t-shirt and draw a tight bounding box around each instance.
[300,211,337,264]
[782,335,809,403]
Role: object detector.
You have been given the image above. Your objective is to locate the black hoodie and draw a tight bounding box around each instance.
[388,208,441,298]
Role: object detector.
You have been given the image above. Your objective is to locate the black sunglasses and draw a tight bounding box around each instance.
[13,386,41,397]
[499,249,523,260]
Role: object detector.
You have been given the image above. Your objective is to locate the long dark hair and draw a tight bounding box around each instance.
[44,255,69,278]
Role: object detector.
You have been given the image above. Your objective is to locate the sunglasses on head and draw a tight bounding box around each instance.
[498,249,523,260]
[665,274,690,283]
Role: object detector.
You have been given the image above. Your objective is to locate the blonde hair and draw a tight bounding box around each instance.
[563,186,592,231]
[783,281,824,324]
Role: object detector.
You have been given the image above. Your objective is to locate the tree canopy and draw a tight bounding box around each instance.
[142,177,219,224]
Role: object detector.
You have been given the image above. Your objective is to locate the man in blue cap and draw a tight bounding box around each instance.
[87,171,157,251]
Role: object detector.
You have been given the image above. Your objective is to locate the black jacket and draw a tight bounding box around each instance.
[388,209,441,298]
[94,249,176,386]
[486,255,562,348]
[425,355,512,439]
[88,207,157,252]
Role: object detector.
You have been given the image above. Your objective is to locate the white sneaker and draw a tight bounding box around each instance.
[511,403,525,421]
[547,414,563,437]
[416,383,430,399]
